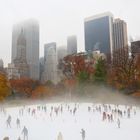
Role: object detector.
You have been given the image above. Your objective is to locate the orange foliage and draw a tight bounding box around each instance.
[63,54,95,78]
[31,85,53,98]
[9,78,39,96]
[64,78,77,89]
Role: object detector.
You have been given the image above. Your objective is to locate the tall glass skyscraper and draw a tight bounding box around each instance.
[12,19,40,80]
[84,12,113,55]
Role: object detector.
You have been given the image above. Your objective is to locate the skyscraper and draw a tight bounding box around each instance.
[131,41,140,60]
[67,35,77,55]
[13,30,29,77]
[43,42,58,84]
[113,18,128,50]
[12,19,40,80]
[84,12,113,55]
[57,46,67,61]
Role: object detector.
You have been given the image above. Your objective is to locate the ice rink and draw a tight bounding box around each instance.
[0,103,140,140]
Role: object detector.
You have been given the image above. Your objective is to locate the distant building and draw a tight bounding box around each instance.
[39,57,44,81]
[131,41,140,59]
[43,42,58,84]
[12,19,40,80]
[92,50,106,61]
[84,12,114,55]
[57,46,67,61]
[67,35,77,55]
[113,18,128,50]
[13,30,29,78]
[6,63,20,79]
[0,59,4,71]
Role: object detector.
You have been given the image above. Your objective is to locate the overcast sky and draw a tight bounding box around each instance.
[0,0,140,66]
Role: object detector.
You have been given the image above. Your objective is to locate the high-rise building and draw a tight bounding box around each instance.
[0,59,3,69]
[84,12,114,55]
[113,18,128,50]
[67,35,77,55]
[43,42,58,84]
[13,30,29,77]
[57,46,67,61]
[131,41,140,60]
[12,19,40,80]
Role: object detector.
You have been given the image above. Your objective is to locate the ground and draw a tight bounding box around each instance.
[0,102,140,140]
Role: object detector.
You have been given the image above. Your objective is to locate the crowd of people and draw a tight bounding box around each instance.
[0,103,138,140]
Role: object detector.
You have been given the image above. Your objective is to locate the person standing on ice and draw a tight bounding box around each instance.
[57,132,63,140]
[117,118,120,128]
[80,129,85,140]
[6,115,12,128]
[3,137,9,140]
[17,137,21,140]
[16,118,20,128]
[22,126,28,140]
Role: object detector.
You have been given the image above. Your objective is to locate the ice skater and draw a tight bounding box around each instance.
[16,118,20,128]
[80,129,85,140]
[6,115,12,128]
[22,126,28,140]
[117,118,120,128]
[57,132,63,140]
[3,137,9,140]
[17,137,21,140]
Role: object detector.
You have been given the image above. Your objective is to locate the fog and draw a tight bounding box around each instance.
[0,0,140,66]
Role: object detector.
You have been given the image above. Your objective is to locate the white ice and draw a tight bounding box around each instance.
[0,103,140,140]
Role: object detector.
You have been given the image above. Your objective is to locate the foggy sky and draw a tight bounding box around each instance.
[0,0,140,66]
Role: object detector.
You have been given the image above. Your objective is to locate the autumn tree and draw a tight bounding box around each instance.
[62,53,95,83]
[9,77,39,97]
[109,47,138,91]
[31,85,54,99]
[0,72,11,100]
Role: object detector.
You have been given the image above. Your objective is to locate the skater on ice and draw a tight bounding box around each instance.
[16,118,20,128]
[6,115,11,128]
[80,129,85,140]
[22,126,28,140]
[117,118,120,128]
[57,132,63,140]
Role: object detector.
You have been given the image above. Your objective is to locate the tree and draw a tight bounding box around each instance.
[109,47,138,91]
[9,78,39,97]
[0,72,11,100]
[62,53,95,82]
[31,85,53,99]
[93,57,107,83]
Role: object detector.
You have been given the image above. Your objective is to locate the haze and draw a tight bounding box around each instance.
[0,0,140,66]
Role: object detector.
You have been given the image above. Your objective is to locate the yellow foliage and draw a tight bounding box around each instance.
[0,73,10,100]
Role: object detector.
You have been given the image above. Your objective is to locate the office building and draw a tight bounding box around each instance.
[84,12,113,55]
[113,18,128,50]
[13,30,29,77]
[57,46,67,61]
[43,42,58,84]
[12,19,40,80]
[67,35,77,55]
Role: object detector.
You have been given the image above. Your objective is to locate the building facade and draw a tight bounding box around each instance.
[131,41,140,59]
[67,35,77,55]
[13,30,29,78]
[84,12,114,55]
[57,46,67,61]
[43,42,58,84]
[6,63,20,80]
[113,18,128,51]
[12,19,40,80]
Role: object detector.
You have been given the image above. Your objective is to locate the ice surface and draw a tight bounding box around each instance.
[0,103,140,140]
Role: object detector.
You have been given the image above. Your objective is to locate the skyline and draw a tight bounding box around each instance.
[0,0,140,66]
